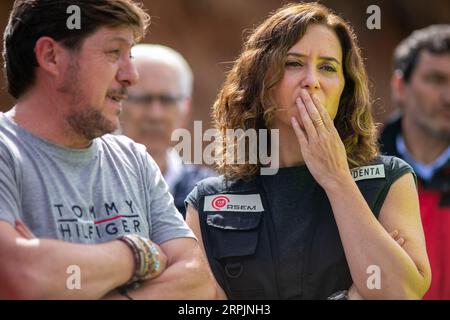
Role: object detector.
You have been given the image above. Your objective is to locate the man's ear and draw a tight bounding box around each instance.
[34,36,66,76]
[391,70,407,109]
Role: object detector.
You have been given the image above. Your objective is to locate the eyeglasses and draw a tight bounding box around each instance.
[126,93,184,108]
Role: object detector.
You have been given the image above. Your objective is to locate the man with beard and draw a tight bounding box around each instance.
[120,44,215,218]
[380,25,450,299]
[0,0,219,300]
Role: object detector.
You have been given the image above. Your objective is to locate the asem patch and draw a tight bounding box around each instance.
[204,194,264,212]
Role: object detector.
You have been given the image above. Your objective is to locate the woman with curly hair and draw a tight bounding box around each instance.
[185,2,431,299]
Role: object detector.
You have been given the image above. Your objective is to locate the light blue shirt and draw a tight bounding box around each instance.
[396,135,450,181]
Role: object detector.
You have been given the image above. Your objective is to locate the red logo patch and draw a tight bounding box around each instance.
[211,196,230,210]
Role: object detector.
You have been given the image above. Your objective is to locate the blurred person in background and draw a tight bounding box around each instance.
[120,44,215,218]
[380,25,450,299]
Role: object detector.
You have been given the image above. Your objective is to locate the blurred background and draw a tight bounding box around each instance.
[1,0,449,129]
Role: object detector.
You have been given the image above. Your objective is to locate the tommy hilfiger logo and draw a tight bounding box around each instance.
[204,194,264,212]
[351,164,385,182]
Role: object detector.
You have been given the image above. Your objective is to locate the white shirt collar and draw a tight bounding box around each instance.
[396,135,450,181]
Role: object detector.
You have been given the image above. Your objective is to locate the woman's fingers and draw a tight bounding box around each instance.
[291,117,308,147]
[296,96,318,141]
[397,237,405,246]
[299,89,327,133]
[389,229,405,247]
[310,92,334,129]
[389,229,399,238]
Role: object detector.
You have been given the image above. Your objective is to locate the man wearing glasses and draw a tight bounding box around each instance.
[120,44,215,218]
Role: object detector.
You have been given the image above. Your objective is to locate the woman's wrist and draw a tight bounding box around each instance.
[321,170,355,194]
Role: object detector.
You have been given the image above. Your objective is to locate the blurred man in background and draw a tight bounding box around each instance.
[120,44,215,218]
[380,25,450,299]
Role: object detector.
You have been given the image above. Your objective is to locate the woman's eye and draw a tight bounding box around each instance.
[321,65,337,72]
[285,61,303,67]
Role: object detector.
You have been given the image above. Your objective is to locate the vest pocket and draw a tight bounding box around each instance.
[205,211,265,299]
[206,211,262,259]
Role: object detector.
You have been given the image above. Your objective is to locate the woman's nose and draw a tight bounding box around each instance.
[300,67,320,90]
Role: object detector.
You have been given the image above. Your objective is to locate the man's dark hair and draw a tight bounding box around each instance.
[2,0,150,99]
[393,24,450,83]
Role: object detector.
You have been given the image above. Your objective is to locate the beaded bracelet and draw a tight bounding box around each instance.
[133,235,152,279]
[118,235,142,284]
[148,242,162,277]
[118,234,163,283]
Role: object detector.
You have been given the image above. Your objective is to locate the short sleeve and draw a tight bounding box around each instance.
[184,184,201,212]
[0,145,21,225]
[387,156,417,187]
[373,156,416,214]
[144,153,196,244]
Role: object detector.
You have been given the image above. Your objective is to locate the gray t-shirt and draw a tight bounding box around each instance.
[0,113,195,244]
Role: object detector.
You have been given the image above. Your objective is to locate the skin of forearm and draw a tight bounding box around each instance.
[104,250,219,300]
[135,257,217,299]
[324,177,427,299]
[6,238,134,299]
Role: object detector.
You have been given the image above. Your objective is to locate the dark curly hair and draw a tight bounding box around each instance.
[213,2,379,180]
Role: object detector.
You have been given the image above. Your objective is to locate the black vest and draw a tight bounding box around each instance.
[191,156,414,299]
